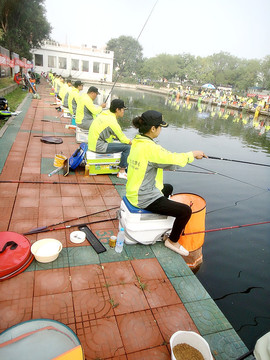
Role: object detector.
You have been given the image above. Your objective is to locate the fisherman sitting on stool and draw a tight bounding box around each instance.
[75,86,106,131]
[88,99,132,180]
[126,110,207,256]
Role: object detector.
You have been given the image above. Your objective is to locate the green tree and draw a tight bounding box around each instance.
[106,36,143,80]
[233,59,261,91]
[0,0,51,60]
[207,52,239,86]
[175,53,197,83]
[261,56,270,90]
[140,54,178,81]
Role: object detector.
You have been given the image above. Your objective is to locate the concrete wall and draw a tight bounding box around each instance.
[0,84,18,97]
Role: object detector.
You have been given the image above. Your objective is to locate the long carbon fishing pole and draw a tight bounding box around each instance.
[105,0,159,102]
[208,156,270,168]
[183,220,270,236]
[0,180,126,186]
[25,206,119,235]
[23,217,118,236]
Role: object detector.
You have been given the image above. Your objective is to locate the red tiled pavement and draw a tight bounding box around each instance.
[0,80,200,360]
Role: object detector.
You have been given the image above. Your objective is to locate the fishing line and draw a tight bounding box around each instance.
[206,190,269,215]
[189,163,268,191]
[166,169,215,175]
[105,0,159,102]
[183,220,270,236]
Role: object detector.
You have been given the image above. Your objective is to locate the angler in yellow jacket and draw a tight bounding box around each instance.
[88,99,131,180]
[126,110,207,256]
[58,79,72,108]
[68,80,84,116]
[76,86,106,130]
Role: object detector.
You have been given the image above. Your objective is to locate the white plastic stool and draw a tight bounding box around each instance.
[119,196,174,245]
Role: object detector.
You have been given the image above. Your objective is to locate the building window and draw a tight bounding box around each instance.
[104,63,110,75]
[59,57,67,69]
[34,54,43,66]
[71,59,79,71]
[82,60,89,72]
[93,62,100,73]
[48,55,56,68]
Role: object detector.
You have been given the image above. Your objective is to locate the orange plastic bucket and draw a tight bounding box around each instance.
[170,193,206,252]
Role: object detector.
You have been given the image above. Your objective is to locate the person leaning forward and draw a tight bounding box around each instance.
[68,80,83,116]
[75,86,106,130]
[88,99,131,180]
[126,110,207,256]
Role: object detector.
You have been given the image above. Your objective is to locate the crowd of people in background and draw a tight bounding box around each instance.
[169,85,270,114]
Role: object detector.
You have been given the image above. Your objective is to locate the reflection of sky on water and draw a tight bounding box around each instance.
[95,85,270,351]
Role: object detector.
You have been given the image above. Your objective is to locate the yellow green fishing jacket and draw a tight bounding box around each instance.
[68,87,80,115]
[88,110,130,152]
[75,93,102,125]
[126,134,194,208]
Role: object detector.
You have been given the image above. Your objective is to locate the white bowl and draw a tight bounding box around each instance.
[31,238,63,263]
[170,331,213,360]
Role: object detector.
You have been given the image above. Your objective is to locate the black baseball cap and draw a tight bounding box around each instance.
[88,86,100,94]
[74,80,83,87]
[141,110,168,127]
[110,99,127,112]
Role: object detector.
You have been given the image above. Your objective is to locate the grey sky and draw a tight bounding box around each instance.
[45,0,270,60]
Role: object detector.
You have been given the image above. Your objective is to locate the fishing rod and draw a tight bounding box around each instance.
[23,216,118,236]
[25,206,119,235]
[183,220,270,236]
[189,163,268,191]
[0,180,126,186]
[105,0,159,102]
[208,156,270,168]
[167,169,215,175]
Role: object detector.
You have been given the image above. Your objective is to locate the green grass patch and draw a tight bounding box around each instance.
[0,77,14,89]
[5,88,28,112]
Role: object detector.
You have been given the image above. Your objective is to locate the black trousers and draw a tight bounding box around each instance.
[145,184,192,243]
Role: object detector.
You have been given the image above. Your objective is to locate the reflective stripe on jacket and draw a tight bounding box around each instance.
[88,110,130,152]
[75,93,102,125]
[126,134,194,208]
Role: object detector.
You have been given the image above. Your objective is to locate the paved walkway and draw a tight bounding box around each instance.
[0,80,251,359]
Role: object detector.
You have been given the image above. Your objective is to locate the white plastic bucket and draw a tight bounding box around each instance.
[170,331,212,360]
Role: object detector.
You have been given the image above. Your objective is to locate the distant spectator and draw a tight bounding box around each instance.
[14,72,27,89]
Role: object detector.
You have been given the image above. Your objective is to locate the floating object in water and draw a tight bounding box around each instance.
[197,112,210,119]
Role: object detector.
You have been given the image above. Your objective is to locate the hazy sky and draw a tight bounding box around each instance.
[44,0,270,60]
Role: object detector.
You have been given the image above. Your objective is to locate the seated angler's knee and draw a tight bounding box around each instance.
[185,203,192,219]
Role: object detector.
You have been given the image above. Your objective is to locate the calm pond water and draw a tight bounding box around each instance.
[94,85,270,350]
